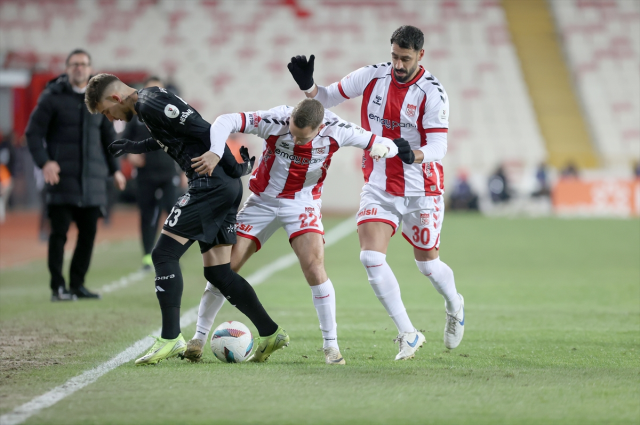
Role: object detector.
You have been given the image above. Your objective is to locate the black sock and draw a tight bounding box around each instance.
[204,264,278,337]
[152,235,192,339]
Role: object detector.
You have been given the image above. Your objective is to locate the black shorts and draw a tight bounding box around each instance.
[162,175,242,252]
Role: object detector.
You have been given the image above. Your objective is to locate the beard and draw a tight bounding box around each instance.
[123,109,134,122]
[394,63,418,82]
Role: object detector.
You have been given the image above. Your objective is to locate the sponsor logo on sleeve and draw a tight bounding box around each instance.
[249,113,261,127]
[179,109,194,125]
[440,108,448,121]
[164,104,180,119]
[406,104,417,117]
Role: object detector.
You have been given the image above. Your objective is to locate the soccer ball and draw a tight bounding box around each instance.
[210,321,254,363]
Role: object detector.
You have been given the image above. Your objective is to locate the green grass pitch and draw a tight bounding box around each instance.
[0,215,638,424]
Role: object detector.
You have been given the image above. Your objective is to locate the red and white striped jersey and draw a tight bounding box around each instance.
[210,105,393,201]
[318,63,449,197]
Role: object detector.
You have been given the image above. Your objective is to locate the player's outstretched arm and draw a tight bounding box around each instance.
[107,137,159,158]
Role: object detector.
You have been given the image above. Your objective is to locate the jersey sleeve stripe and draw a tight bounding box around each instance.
[239,113,246,133]
[424,128,448,133]
[366,134,376,150]
[337,81,350,99]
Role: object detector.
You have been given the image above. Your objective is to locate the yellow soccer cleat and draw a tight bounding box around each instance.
[247,326,290,362]
[135,334,186,366]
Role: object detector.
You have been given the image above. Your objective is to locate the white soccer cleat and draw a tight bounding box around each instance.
[394,330,426,360]
[184,338,205,362]
[444,294,465,349]
[323,347,346,365]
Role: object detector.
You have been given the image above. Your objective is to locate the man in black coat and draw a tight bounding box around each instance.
[26,49,126,301]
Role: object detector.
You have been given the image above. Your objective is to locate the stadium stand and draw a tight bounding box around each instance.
[0,0,547,209]
[549,0,640,169]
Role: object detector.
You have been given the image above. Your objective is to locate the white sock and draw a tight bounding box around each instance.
[311,279,338,349]
[416,258,461,314]
[192,281,226,343]
[360,250,415,333]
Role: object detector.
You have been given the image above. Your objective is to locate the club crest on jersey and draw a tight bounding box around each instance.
[420,213,430,225]
[164,104,179,119]
[406,104,417,117]
[178,193,190,207]
[313,147,325,154]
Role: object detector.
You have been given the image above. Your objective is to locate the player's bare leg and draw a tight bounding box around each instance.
[291,232,344,365]
[414,248,464,349]
[358,222,425,360]
[186,237,256,361]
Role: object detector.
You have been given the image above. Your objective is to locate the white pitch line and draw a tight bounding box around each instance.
[99,269,149,294]
[0,218,354,425]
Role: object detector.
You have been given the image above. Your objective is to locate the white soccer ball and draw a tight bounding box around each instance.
[210,321,254,363]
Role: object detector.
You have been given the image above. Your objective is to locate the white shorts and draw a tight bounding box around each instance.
[236,194,324,251]
[355,184,444,251]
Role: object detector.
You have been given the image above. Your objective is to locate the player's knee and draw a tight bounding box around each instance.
[151,235,188,266]
[203,263,234,292]
[360,250,386,267]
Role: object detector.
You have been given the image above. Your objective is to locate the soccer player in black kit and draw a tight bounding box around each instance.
[85,73,289,365]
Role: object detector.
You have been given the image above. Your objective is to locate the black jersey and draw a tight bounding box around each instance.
[134,87,243,180]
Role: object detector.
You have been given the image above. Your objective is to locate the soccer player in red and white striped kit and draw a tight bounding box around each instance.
[288,25,465,360]
[184,99,398,365]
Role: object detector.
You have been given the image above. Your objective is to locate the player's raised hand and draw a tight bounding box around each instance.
[393,138,416,164]
[108,139,145,157]
[191,151,220,176]
[239,146,256,176]
[287,54,315,91]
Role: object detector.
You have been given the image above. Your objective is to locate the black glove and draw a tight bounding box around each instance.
[287,54,315,91]
[239,145,256,176]
[107,139,147,158]
[393,138,415,164]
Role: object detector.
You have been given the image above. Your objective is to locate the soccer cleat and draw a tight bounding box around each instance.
[184,338,205,362]
[444,294,465,349]
[141,254,153,272]
[323,347,346,365]
[246,326,290,362]
[135,334,187,366]
[394,330,426,360]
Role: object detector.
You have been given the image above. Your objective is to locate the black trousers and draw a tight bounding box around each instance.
[48,205,102,291]
[137,178,178,255]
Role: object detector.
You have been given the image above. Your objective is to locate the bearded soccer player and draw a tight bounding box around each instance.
[183,98,398,365]
[288,25,465,360]
[85,74,289,365]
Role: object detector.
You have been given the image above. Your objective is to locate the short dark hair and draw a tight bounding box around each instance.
[390,26,424,51]
[291,99,324,129]
[85,73,120,113]
[143,75,162,87]
[66,49,91,66]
